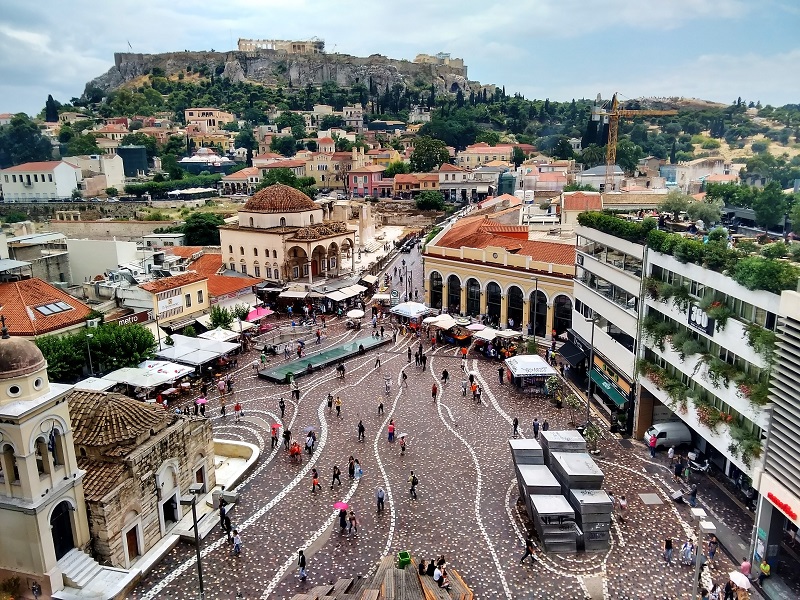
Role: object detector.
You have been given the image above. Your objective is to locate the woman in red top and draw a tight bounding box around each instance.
[431,383,438,402]
[234,401,242,422]
[388,420,395,442]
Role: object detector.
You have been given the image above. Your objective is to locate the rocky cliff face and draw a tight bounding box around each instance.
[86,50,484,97]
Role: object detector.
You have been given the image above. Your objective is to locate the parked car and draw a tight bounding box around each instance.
[644,422,692,449]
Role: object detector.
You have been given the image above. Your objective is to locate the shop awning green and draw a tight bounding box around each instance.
[590,368,627,407]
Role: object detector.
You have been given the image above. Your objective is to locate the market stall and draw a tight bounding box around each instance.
[199,327,241,343]
[390,301,433,331]
[101,360,195,401]
[505,354,558,394]
[155,335,240,369]
[472,328,522,359]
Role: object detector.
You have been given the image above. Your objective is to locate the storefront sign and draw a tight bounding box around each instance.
[157,296,183,315]
[767,492,798,520]
[688,304,715,336]
[391,290,399,306]
[110,310,152,326]
[593,355,631,395]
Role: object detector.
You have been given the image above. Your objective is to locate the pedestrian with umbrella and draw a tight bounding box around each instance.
[335,502,348,532]
[196,395,207,417]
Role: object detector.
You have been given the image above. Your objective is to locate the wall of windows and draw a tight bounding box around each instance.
[577,237,643,277]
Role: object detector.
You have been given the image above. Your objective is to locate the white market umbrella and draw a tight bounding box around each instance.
[728,571,751,590]
[347,309,365,319]
[391,302,431,319]
[422,316,439,324]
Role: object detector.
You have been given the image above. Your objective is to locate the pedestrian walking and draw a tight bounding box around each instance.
[707,535,718,564]
[378,400,384,415]
[220,396,226,418]
[316,329,321,344]
[271,423,279,449]
[520,537,535,564]
[649,433,657,458]
[399,435,406,455]
[498,366,505,384]
[408,470,418,500]
[279,398,286,419]
[298,550,307,580]
[385,377,391,395]
[513,417,519,438]
[617,494,628,523]
[674,457,684,482]
[331,465,341,488]
[407,346,412,362]
[689,483,698,508]
[380,325,385,338]
[388,419,395,442]
[664,537,673,564]
[461,378,468,396]
[283,429,292,451]
[217,377,226,397]
[402,371,408,387]
[421,354,427,369]
[441,369,449,385]
[476,386,482,404]
[461,346,468,361]
[335,396,342,419]
[375,352,381,368]
[532,417,540,440]
[327,393,333,413]
[292,382,301,402]
[231,530,241,557]
[348,456,356,480]
[431,382,438,402]
[376,486,386,513]
[542,420,549,432]
[311,468,321,492]
[348,510,358,535]
[234,401,242,422]
[415,352,420,367]
[668,445,675,465]
[357,420,365,442]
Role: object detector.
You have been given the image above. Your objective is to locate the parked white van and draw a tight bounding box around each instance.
[644,422,693,449]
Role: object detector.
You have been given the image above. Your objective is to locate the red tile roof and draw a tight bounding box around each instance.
[436,216,574,265]
[318,137,335,144]
[206,275,258,298]
[438,163,464,172]
[263,160,306,169]
[165,246,204,259]
[0,278,93,336]
[394,174,418,184]
[139,272,207,293]
[538,172,567,182]
[223,167,260,180]
[562,191,602,211]
[189,254,223,276]
[254,152,283,160]
[350,165,386,174]
[2,161,75,172]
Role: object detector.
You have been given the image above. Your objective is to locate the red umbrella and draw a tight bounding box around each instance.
[333,501,349,510]
[247,307,275,322]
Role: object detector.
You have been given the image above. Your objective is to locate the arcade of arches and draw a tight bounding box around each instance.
[426,271,573,336]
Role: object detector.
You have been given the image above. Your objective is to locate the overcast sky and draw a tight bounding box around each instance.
[2,0,798,115]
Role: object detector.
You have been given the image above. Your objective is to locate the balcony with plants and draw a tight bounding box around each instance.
[636,357,764,473]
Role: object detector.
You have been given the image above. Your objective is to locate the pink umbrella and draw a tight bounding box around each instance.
[247,307,275,322]
[196,396,207,405]
[333,501,349,510]
[467,323,485,331]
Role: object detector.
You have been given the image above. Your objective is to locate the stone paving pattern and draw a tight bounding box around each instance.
[127,249,762,600]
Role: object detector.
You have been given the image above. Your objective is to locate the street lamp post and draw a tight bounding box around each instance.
[85,334,94,377]
[180,483,206,600]
[585,315,600,425]
[690,508,717,600]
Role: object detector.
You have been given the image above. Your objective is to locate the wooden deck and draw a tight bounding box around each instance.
[289,556,473,600]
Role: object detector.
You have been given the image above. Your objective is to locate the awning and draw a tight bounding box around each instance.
[590,368,627,407]
[349,284,368,293]
[504,355,558,378]
[198,327,241,343]
[390,302,431,318]
[558,341,586,368]
[372,293,391,301]
[164,316,199,329]
[73,377,116,392]
[279,290,309,299]
[195,314,213,329]
[474,327,500,341]
[495,329,522,339]
[360,274,378,285]
[326,290,348,302]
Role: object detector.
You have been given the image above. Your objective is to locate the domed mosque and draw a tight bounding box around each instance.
[219,183,356,285]
[0,319,216,597]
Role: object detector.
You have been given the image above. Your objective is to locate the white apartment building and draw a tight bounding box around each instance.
[570,219,645,423]
[62,154,125,197]
[1,161,82,202]
[343,104,364,132]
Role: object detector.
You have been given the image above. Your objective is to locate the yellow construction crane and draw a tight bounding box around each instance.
[591,93,678,191]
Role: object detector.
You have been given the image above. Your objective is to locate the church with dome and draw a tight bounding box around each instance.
[0,323,216,599]
[219,183,356,284]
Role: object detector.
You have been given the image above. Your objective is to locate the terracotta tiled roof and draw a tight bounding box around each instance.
[705,173,739,182]
[331,152,353,160]
[206,275,258,298]
[242,184,316,213]
[418,174,439,181]
[262,159,306,169]
[482,224,529,234]
[435,216,574,265]
[223,167,260,180]
[538,172,567,182]
[68,390,172,450]
[461,143,513,154]
[318,137,335,144]
[438,163,464,172]
[166,246,204,259]
[253,152,283,160]
[350,165,386,174]
[190,254,223,276]
[78,459,129,502]
[1,161,74,172]
[562,191,602,211]
[394,174,418,184]
[139,272,207,293]
[0,278,92,336]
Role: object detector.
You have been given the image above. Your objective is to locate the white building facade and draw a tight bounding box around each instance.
[1,161,82,202]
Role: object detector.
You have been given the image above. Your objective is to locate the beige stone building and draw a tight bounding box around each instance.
[219,184,356,284]
[184,108,235,133]
[139,272,210,328]
[424,214,575,337]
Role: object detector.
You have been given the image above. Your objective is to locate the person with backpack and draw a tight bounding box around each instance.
[408,470,418,499]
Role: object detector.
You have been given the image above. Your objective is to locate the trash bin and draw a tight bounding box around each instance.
[397,551,411,569]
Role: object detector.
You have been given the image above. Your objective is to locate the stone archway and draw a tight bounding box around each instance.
[51,500,75,560]
[507,285,524,330]
[466,278,481,316]
[327,242,340,276]
[286,246,309,281]
[553,295,573,337]
[429,272,443,309]
[447,275,462,314]
[311,245,327,278]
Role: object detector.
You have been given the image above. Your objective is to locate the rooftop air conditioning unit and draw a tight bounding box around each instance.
[87,318,101,328]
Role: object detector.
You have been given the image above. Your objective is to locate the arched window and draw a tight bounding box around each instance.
[507,286,524,330]
[249,217,254,227]
[280,217,287,227]
[253,248,258,256]
[553,295,573,337]
[35,437,51,475]
[309,214,314,224]
[1,444,19,482]
[529,290,547,337]
[466,278,481,316]
[228,245,233,254]
[239,246,244,255]
[447,275,462,314]
[486,282,502,324]
[273,250,277,259]
[429,272,443,308]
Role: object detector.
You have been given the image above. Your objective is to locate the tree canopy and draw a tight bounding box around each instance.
[415,190,446,211]
[0,114,53,168]
[751,182,787,232]
[410,136,449,172]
[255,167,317,199]
[120,131,158,158]
[384,161,410,177]
[182,212,226,245]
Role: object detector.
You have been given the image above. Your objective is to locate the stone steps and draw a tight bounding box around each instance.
[58,550,103,589]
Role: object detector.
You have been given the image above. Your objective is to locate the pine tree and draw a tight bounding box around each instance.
[45,95,59,123]
[669,140,677,164]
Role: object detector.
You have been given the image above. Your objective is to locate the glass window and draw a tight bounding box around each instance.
[197,290,203,304]
[241,264,247,274]
[254,265,261,277]
[253,248,258,256]
[185,294,192,308]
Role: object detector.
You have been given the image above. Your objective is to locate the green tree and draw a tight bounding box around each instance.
[335,137,353,152]
[562,182,598,192]
[120,132,158,159]
[162,135,187,157]
[511,146,526,167]
[319,115,344,130]
[182,325,197,337]
[275,112,305,133]
[752,182,787,234]
[410,136,450,172]
[415,190,446,211]
[384,161,410,177]
[45,94,59,122]
[182,212,225,245]
[221,121,240,132]
[0,114,53,168]
[89,323,156,372]
[580,144,604,168]
[551,137,574,160]
[35,335,84,382]
[209,304,234,329]
[270,135,297,157]
[658,190,691,219]
[475,130,501,146]
[2,210,28,223]
[686,198,722,226]
[255,168,317,198]
[235,128,257,166]
[615,139,644,174]
[66,133,101,156]
[105,187,118,197]
[161,154,183,180]
[231,303,250,322]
